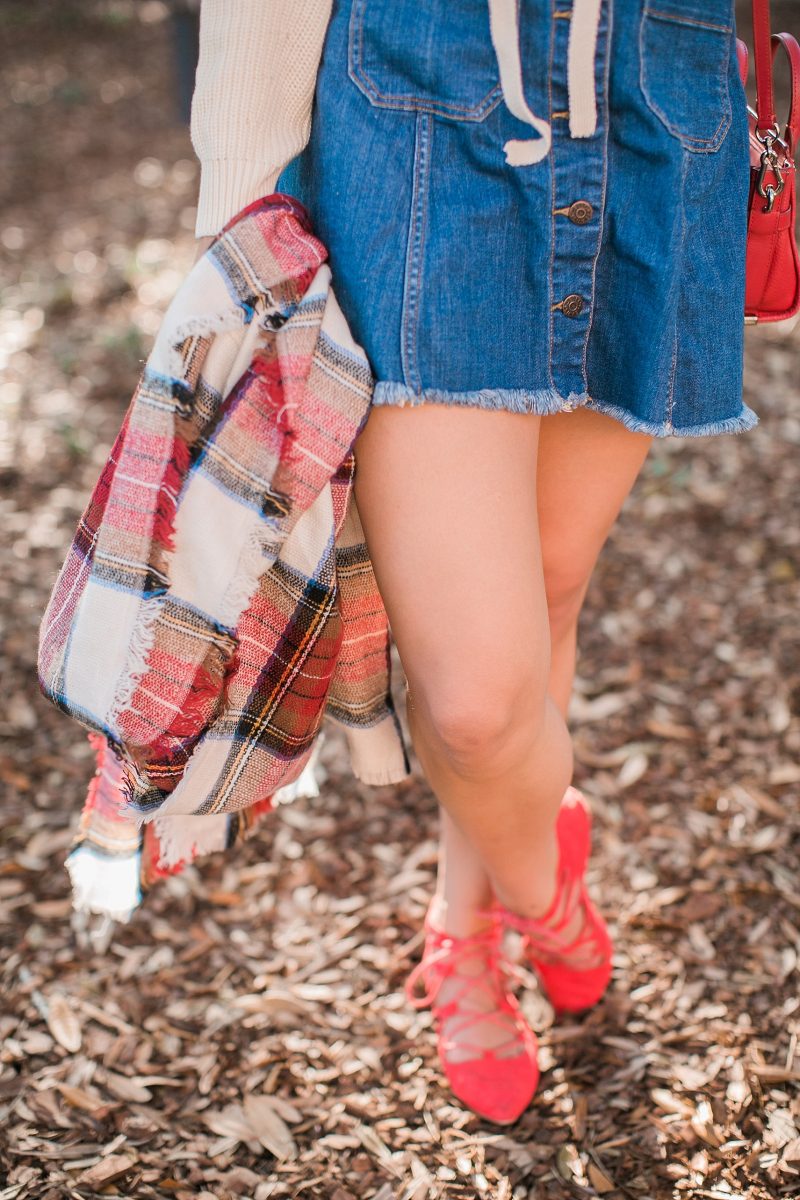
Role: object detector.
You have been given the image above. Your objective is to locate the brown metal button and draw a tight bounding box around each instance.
[567,200,593,225]
[560,293,584,318]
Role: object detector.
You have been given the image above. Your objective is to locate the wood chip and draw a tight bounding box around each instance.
[44,993,82,1053]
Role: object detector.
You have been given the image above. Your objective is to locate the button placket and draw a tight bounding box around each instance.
[547,0,610,405]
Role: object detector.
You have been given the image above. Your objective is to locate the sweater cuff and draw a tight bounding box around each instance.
[194,159,282,237]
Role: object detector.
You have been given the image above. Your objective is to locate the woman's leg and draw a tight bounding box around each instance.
[430,808,494,936]
[353,403,569,921]
[424,407,654,937]
[537,407,654,717]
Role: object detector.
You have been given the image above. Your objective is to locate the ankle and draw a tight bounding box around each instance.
[490,834,560,921]
[429,893,495,939]
[493,879,557,922]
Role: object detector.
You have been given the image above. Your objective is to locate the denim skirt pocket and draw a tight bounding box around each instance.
[639,0,734,152]
[347,0,503,120]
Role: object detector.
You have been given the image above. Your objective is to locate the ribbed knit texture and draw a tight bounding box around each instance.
[190,0,334,237]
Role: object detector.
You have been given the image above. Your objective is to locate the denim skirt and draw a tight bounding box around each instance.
[277,0,758,437]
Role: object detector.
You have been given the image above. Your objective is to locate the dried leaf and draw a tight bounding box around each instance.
[651,1089,695,1119]
[587,1161,616,1193]
[242,1095,297,1161]
[202,1104,255,1143]
[101,1070,153,1103]
[231,991,311,1015]
[54,1083,107,1113]
[618,751,649,788]
[45,993,82,1052]
[555,1144,588,1186]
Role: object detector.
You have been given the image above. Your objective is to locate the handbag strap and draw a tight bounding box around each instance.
[772,31,800,153]
[751,0,800,150]
[751,0,776,132]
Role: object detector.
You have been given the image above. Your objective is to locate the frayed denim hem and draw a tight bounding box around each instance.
[584,398,760,437]
[371,380,760,437]
[372,379,589,414]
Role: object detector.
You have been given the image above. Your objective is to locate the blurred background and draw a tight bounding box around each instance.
[1,2,799,1198]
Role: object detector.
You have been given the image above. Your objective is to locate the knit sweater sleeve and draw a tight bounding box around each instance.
[190,0,334,237]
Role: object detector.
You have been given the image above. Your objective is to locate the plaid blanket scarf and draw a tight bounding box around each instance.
[37,194,411,921]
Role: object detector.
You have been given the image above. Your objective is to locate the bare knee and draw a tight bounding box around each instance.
[412,678,549,778]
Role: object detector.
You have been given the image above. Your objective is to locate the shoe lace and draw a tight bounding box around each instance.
[404,918,529,1060]
[502,872,609,969]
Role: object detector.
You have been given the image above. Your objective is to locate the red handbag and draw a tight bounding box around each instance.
[737,0,800,324]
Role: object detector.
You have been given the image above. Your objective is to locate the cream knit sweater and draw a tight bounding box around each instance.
[190,0,333,238]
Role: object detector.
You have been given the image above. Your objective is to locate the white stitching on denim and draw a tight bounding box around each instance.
[665,149,690,431]
[400,112,432,395]
[580,0,612,390]
[646,8,732,34]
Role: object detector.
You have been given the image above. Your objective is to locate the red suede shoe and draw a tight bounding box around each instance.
[493,787,613,1015]
[404,902,540,1125]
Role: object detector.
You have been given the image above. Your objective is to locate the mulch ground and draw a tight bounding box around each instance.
[2,3,800,1198]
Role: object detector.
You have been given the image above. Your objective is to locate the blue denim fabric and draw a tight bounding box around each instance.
[278,0,757,437]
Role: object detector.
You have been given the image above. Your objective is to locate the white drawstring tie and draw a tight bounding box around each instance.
[487,0,603,165]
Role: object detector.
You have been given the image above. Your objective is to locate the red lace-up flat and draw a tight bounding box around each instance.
[404,902,540,1125]
[492,787,613,1015]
